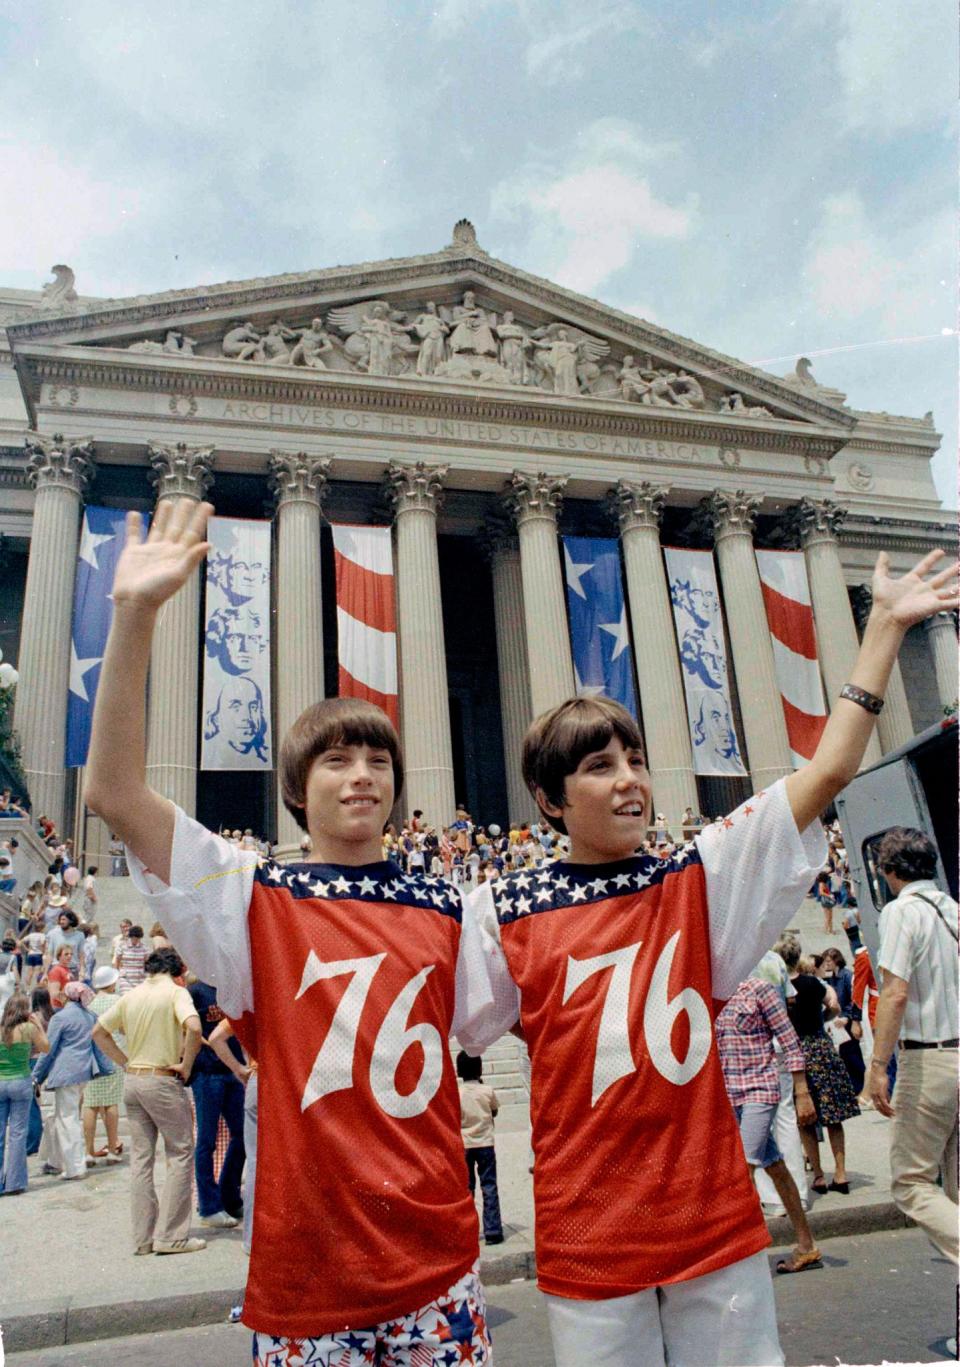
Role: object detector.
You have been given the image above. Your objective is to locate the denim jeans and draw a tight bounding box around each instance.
[465,1144,503,1240]
[0,1075,33,1193]
[26,1090,42,1155]
[191,1071,246,1217]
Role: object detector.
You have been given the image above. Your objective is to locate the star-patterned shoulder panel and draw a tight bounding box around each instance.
[490,844,703,925]
[252,858,462,922]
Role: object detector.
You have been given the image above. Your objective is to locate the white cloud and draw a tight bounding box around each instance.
[524,2,646,83]
[803,191,955,336]
[491,117,695,295]
[0,135,163,288]
[832,0,958,135]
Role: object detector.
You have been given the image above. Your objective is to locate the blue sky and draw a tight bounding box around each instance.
[1,0,955,504]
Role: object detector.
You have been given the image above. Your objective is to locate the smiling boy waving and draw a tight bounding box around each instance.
[85,499,493,1365]
[460,549,958,1367]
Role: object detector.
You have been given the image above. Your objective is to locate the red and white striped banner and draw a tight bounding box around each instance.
[755,549,827,766]
[331,524,399,727]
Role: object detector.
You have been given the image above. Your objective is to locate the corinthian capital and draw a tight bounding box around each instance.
[609,480,668,534]
[694,489,761,544]
[502,471,567,526]
[478,506,519,561]
[148,441,215,502]
[25,432,95,496]
[384,460,447,516]
[789,497,849,547]
[269,451,331,510]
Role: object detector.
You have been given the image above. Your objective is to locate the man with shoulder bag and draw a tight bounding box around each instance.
[868,827,958,1264]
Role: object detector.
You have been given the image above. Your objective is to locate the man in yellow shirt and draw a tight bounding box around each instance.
[93,947,203,1255]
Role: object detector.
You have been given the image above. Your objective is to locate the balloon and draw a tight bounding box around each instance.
[487,824,501,838]
[63,866,80,887]
[0,663,17,688]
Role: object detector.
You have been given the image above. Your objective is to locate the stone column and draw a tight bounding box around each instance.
[851,586,915,752]
[270,452,331,850]
[480,511,535,824]
[385,461,455,827]
[14,433,95,831]
[923,612,959,713]
[699,490,794,789]
[503,472,575,718]
[144,442,215,814]
[611,481,698,826]
[793,498,881,766]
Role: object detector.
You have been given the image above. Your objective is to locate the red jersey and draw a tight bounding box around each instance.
[460,781,826,1301]
[852,946,879,1028]
[492,849,768,1297]
[128,815,479,1337]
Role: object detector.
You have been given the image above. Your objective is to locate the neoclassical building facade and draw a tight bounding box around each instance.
[0,223,955,856]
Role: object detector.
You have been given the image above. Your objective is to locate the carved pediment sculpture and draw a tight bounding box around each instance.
[326,300,418,377]
[528,322,609,396]
[719,391,772,419]
[39,264,79,313]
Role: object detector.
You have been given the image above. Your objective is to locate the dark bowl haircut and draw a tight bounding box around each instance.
[280,697,404,833]
[522,696,646,835]
[876,826,938,883]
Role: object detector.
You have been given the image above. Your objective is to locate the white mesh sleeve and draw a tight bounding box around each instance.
[453,882,521,1054]
[697,779,827,1000]
[126,808,257,1018]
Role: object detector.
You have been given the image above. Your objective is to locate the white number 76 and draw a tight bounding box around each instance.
[563,931,711,1107]
[296,951,445,1120]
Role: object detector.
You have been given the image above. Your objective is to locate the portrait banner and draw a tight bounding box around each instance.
[663,546,747,777]
[201,517,272,771]
[331,524,398,727]
[66,506,137,768]
[562,535,638,717]
[755,549,827,766]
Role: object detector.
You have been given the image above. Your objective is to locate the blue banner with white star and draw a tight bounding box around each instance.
[562,535,638,717]
[65,506,137,768]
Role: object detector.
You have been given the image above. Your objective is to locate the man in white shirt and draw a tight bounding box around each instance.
[868,827,958,1264]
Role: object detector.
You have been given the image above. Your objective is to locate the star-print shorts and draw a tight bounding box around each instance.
[251,1262,491,1366]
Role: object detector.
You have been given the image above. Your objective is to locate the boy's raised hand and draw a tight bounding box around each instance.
[871,549,959,629]
[111,498,213,610]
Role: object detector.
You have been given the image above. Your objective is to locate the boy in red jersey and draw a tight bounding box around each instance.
[460,549,958,1367]
[85,499,492,1365]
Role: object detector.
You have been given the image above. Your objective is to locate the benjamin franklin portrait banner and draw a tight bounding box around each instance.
[663,547,747,778]
[200,517,273,772]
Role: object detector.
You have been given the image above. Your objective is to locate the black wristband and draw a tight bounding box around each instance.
[839,683,884,714]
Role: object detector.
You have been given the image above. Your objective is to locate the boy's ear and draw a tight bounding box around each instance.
[534,786,563,820]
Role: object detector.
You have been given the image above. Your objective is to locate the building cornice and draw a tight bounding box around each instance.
[6,250,855,429]
[839,513,957,554]
[14,344,851,460]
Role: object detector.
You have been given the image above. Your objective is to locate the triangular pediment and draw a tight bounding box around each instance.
[5,231,853,430]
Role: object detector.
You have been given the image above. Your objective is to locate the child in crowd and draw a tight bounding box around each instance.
[456,1050,504,1247]
[84,499,492,1364]
[459,548,957,1367]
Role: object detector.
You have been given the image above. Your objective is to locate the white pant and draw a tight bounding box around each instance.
[39,1084,86,1178]
[544,1250,782,1367]
[754,1060,809,1211]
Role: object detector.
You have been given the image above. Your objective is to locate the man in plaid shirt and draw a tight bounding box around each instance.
[716,974,822,1275]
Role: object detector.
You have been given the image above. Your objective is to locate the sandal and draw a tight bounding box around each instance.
[828,1180,850,1194]
[776,1247,823,1275]
[811,1177,828,1195]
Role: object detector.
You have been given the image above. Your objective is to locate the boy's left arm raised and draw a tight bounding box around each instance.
[84,500,213,885]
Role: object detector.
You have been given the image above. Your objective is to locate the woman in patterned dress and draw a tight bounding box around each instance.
[779,935,860,1195]
[82,966,124,1164]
